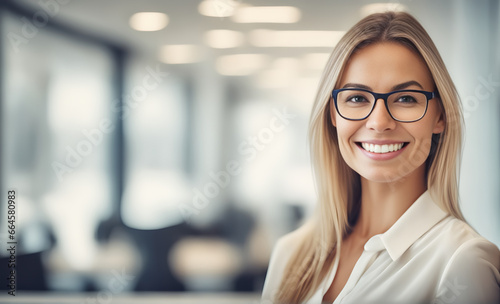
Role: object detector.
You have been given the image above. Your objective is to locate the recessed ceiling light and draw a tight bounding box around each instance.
[361,3,407,17]
[129,12,169,31]
[249,30,345,47]
[198,0,240,18]
[159,45,202,64]
[231,6,301,23]
[204,30,244,49]
[215,54,269,76]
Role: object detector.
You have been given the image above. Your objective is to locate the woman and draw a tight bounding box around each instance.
[261,11,500,304]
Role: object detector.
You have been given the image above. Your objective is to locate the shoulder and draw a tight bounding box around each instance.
[261,225,310,302]
[434,218,500,303]
[434,217,499,272]
[429,216,494,253]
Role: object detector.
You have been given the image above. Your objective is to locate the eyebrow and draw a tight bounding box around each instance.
[341,80,424,91]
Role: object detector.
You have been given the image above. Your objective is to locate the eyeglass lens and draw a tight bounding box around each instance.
[336,90,427,121]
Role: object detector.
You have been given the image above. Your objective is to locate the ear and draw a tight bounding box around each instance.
[432,112,445,134]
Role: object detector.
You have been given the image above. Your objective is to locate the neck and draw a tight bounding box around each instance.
[352,164,427,239]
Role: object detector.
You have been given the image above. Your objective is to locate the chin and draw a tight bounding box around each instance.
[357,169,411,184]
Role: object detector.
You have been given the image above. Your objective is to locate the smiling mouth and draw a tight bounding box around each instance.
[358,142,409,154]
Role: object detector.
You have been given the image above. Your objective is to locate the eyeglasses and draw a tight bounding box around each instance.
[331,88,439,122]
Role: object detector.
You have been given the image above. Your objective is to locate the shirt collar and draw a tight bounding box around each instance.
[363,190,449,261]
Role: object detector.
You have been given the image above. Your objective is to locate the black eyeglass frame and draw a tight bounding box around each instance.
[331,88,439,123]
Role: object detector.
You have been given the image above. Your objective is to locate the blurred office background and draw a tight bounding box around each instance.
[0,0,498,296]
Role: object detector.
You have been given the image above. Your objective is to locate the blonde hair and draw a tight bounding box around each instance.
[276,11,465,303]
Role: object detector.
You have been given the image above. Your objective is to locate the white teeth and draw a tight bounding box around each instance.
[361,142,405,154]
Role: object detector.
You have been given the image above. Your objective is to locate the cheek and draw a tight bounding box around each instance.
[335,119,359,156]
[335,120,349,143]
[405,124,435,164]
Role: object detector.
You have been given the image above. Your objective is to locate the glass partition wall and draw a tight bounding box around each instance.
[0,8,118,291]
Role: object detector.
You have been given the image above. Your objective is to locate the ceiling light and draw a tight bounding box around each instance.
[303,53,331,70]
[204,30,244,49]
[215,54,269,76]
[249,30,345,47]
[159,45,202,64]
[129,12,169,31]
[231,6,301,23]
[198,0,240,18]
[361,3,407,17]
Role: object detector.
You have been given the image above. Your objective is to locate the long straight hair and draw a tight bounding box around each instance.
[275,11,465,303]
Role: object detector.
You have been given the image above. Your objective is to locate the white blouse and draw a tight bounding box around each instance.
[261,191,500,304]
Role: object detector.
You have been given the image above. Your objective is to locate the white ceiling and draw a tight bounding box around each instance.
[15,0,382,59]
[11,0,458,97]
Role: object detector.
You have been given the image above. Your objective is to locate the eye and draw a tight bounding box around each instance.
[346,95,369,103]
[396,95,417,103]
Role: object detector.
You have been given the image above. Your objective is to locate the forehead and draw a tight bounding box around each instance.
[338,42,435,91]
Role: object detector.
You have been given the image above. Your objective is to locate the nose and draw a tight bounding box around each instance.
[365,99,396,132]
